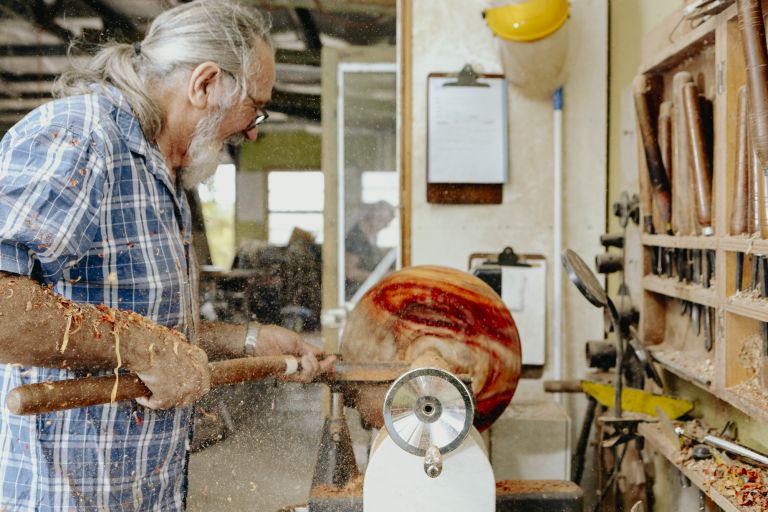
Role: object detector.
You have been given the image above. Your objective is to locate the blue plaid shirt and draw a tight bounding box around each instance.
[0,88,197,511]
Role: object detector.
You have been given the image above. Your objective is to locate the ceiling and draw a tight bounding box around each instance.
[0,0,396,133]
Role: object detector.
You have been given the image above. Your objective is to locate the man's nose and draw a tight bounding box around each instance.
[245,126,259,141]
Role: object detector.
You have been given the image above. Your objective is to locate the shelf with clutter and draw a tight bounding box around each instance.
[635,1,768,415]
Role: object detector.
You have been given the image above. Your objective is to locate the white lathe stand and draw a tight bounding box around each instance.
[362,368,495,512]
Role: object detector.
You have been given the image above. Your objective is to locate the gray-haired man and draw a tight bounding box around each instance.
[0,1,334,509]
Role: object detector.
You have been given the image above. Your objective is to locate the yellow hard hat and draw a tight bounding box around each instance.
[484,0,569,42]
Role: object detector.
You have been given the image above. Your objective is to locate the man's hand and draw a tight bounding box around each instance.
[249,325,336,382]
[132,332,211,410]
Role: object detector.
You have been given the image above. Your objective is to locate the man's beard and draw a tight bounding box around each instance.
[180,109,246,189]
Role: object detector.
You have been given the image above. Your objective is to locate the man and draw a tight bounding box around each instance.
[345,201,396,299]
[0,1,334,509]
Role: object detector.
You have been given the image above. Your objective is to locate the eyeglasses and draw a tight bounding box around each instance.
[246,97,269,131]
[221,69,269,130]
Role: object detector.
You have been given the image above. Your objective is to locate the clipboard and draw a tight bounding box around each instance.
[427,65,508,204]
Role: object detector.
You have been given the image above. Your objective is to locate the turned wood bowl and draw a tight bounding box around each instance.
[340,265,522,432]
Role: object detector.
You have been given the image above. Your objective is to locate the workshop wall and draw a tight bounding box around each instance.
[408,0,607,408]
[607,0,679,303]
[236,131,322,245]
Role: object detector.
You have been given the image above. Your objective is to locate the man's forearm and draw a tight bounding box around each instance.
[197,320,248,361]
[0,272,183,372]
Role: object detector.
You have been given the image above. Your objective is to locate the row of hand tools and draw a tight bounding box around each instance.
[634,0,768,241]
[633,69,713,237]
[636,0,768,359]
[650,247,716,350]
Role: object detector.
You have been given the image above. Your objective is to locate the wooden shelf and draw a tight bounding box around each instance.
[650,345,768,425]
[649,348,714,389]
[720,235,768,254]
[641,234,718,249]
[724,296,768,323]
[719,387,768,426]
[639,4,728,75]
[642,275,718,307]
[635,5,768,501]
[638,422,746,512]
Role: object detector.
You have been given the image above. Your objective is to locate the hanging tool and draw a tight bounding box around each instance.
[659,101,675,232]
[703,250,713,351]
[692,250,702,336]
[737,0,768,174]
[634,74,673,233]
[733,87,749,291]
[683,83,714,236]
[638,148,655,233]
[673,72,695,235]
[751,254,761,294]
[738,0,768,241]
[581,381,693,419]
[749,115,762,235]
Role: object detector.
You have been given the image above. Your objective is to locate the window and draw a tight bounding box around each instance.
[268,171,324,245]
[198,163,236,269]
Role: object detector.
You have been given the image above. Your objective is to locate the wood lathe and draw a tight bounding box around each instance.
[299,266,582,512]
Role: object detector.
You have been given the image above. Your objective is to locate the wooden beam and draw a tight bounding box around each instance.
[243,0,395,15]
[399,0,412,267]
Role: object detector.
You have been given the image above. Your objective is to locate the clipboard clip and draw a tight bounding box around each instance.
[443,64,490,88]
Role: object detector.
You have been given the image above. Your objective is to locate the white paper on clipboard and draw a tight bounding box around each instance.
[427,75,508,184]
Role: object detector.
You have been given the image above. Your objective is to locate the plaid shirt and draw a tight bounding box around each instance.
[0,88,197,511]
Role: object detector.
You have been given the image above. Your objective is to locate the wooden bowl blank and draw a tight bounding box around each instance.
[340,265,522,431]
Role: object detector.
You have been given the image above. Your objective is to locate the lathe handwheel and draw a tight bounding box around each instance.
[383,367,474,457]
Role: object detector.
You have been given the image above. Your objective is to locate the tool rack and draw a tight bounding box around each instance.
[637,4,768,437]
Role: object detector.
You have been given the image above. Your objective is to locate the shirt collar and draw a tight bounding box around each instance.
[97,85,190,223]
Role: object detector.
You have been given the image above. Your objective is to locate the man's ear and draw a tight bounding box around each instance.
[188,62,222,109]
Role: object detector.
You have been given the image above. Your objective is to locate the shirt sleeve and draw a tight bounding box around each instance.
[0,125,107,283]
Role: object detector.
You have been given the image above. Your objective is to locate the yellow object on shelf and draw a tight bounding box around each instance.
[581,380,694,420]
[484,0,569,42]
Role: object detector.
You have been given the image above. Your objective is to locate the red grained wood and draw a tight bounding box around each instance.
[341,265,522,431]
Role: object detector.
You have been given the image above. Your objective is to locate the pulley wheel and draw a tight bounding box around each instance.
[383,367,474,456]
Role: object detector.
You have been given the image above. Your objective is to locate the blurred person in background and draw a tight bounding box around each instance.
[345,200,396,300]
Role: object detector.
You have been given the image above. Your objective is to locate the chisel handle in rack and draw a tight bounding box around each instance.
[749,113,762,234]
[638,142,655,233]
[673,72,695,235]
[732,86,750,236]
[683,83,713,236]
[737,0,768,172]
[6,355,302,415]
[634,74,672,232]
[659,101,675,232]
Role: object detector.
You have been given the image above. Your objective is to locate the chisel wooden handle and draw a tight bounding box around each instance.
[658,101,673,176]
[634,74,672,232]
[749,105,762,234]
[638,142,654,233]
[737,0,768,171]
[6,355,301,415]
[673,72,695,235]
[683,82,713,235]
[659,101,675,232]
[732,86,749,235]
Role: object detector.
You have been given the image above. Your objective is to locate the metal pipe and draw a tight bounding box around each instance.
[553,87,565,393]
